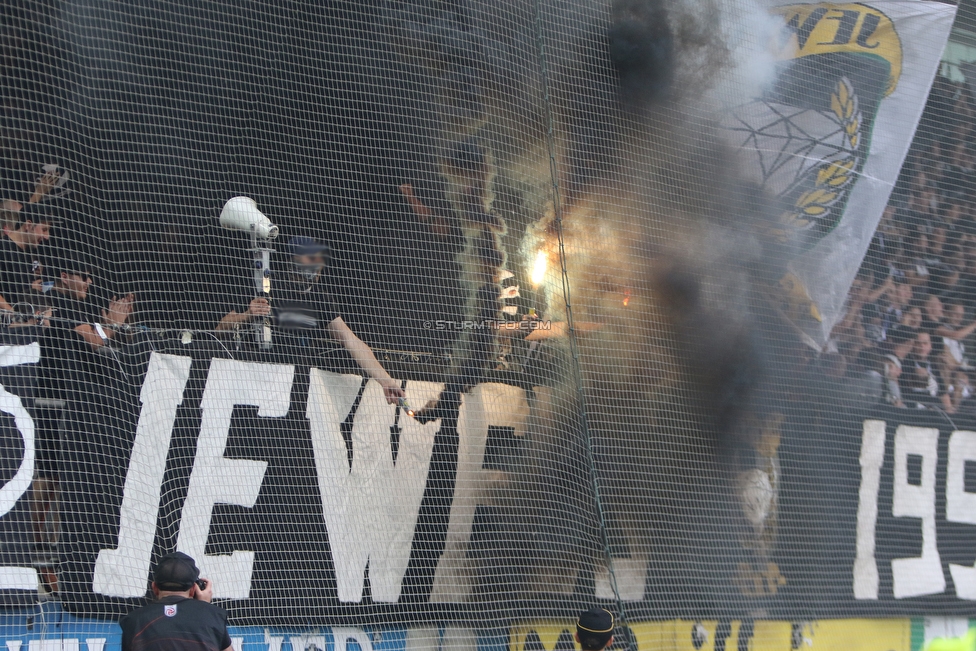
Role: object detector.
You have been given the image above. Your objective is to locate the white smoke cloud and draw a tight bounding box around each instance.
[706,0,787,109]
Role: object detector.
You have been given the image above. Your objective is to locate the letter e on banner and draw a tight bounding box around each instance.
[176,358,294,599]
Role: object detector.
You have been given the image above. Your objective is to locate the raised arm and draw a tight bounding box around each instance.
[935,317,976,341]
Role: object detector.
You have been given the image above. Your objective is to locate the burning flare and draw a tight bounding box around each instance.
[530,250,548,287]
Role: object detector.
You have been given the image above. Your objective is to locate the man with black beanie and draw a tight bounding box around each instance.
[120,552,231,651]
[576,607,615,651]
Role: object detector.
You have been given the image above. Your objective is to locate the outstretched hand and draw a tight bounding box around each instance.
[29,168,62,204]
[379,379,405,404]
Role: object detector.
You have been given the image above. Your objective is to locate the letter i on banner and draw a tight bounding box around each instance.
[93,354,191,597]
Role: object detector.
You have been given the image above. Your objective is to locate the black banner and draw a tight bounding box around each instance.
[60,336,724,626]
[0,328,41,603]
[775,404,976,618]
[49,331,976,623]
[58,336,476,625]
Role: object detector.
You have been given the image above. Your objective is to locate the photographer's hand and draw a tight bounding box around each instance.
[193,578,214,603]
[216,299,269,332]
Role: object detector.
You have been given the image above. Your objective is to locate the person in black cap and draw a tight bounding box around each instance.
[217,235,405,404]
[576,607,615,651]
[41,241,134,349]
[0,199,54,317]
[0,163,69,317]
[119,552,231,651]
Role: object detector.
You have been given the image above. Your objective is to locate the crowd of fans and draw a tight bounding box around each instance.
[829,74,976,415]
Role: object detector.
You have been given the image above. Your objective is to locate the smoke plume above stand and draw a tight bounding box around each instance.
[383,0,794,616]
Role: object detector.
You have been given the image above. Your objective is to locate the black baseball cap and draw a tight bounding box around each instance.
[577,607,614,635]
[286,236,330,258]
[153,552,200,591]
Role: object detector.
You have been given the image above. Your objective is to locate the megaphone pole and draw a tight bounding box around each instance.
[251,226,274,349]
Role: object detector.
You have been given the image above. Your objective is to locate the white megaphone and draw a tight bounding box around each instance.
[219,196,279,240]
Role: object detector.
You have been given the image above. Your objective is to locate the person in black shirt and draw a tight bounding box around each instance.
[217,236,405,404]
[42,244,134,350]
[30,245,134,588]
[0,200,52,316]
[120,552,231,651]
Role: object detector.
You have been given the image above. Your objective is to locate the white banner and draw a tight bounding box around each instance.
[723,1,956,344]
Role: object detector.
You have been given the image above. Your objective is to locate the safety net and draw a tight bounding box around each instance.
[0,0,973,649]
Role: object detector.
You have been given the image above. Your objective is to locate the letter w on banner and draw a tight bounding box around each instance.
[721,1,955,346]
[0,328,41,600]
[306,369,443,603]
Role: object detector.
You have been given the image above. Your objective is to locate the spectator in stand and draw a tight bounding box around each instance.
[861,303,885,343]
[928,296,976,366]
[936,348,968,415]
[945,141,975,195]
[0,201,52,317]
[904,225,933,287]
[882,278,913,336]
[33,243,133,585]
[0,165,69,316]
[941,199,967,229]
[882,353,904,408]
[829,270,892,359]
[42,243,134,349]
[885,325,917,364]
[35,244,132,515]
[900,305,923,330]
[920,293,945,334]
[902,331,946,409]
[960,244,976,297]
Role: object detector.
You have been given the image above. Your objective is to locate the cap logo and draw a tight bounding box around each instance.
[164,604,177,618]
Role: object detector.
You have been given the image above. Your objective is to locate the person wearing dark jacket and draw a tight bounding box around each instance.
[120,552,231,651]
